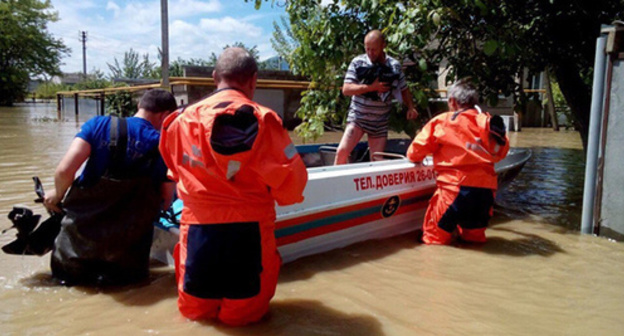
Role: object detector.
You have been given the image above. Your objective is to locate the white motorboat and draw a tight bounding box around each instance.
[151,139,531,264]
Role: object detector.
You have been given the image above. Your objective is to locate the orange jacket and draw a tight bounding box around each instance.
[407,108,509,189]
[159,89,308,224]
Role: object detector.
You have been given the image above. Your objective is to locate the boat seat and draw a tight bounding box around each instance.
[319,146,338,166]
[319,145,371,166]
[383,139,411,155]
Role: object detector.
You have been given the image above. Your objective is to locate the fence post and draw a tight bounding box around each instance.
[74,93,79,117]
[100,92,105,116]
[56,94,62,119]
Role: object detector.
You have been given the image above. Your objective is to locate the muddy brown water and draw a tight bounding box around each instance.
[0,103,622,335]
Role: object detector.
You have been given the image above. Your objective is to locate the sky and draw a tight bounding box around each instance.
[47,0,289,75]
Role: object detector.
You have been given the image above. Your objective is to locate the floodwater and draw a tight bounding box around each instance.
[1,103,623,335]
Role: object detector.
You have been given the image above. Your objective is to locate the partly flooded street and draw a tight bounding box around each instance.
[1,103,623,335]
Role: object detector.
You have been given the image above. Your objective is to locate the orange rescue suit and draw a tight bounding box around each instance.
[407,108,509,244]
[159,88,308,325]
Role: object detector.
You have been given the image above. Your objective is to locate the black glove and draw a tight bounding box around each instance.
[489,115,507,146]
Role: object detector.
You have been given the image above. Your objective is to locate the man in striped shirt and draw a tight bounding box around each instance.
[335,30,419,165]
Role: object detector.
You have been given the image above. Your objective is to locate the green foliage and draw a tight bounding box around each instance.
[295,87,347,141]
[208,41,284,70]
[271,15,297,68]
[276,0,441,139]
[550,81,568,108]
[431,1,623,146]
[168,57,213,77]
[209,42,260,66]
[0,0,69,105]
[105,88,136,117]
[34,82,69,99]
[550,80,575,127]
[245,0,276,10]
[252,0,624,146]
[35,69,112,99]
[107,49,157,79]
[73,69,112,90]
[259,56,286,70]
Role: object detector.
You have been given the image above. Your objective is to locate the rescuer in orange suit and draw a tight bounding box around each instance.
[159,47,308,326]
[406,78,509,245]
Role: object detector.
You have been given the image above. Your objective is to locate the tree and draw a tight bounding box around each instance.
[254,0,439,140]
[0,0,69,106]
[252,0,624,148]
[155,43,262,79]
[209,42,261,65]
[207,41,282,69]
[107,48,157,79]
[167,57,212,77]
[432,0,624,149]
[270,15,297,70]
[73,68,111,90]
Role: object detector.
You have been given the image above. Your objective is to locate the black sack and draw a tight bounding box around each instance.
[355,63,400,101]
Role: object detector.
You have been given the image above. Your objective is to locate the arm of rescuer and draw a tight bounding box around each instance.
[155,151,176,211]
[253,113,308,206]
[158,111,181,184]
[44,138,91,213]
[160,181,176,211]
[406,117,440,163]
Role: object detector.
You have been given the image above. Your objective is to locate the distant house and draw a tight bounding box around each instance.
[177,65,308,129]
[49,72,96,86]
[60,73,86,86]
[429,60,549,130]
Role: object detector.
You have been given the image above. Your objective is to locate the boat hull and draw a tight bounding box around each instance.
[151,145,531,265]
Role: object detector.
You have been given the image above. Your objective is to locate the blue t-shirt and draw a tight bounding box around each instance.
[75,116,168,187]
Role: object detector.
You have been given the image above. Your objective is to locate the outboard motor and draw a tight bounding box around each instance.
[1,177,62,256]
[2,206,41,255]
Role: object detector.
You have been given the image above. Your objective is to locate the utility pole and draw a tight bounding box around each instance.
[160,0,169,88]
[80,31,87,80]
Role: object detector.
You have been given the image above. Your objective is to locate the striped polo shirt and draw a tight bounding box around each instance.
[344,54,407,137]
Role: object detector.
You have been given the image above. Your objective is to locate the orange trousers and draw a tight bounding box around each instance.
[175,219,281,326]
[422,185,495,245]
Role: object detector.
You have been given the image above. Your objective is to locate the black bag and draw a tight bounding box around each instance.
[355,63,400,101]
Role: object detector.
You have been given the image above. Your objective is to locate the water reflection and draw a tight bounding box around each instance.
[497,147,585,230]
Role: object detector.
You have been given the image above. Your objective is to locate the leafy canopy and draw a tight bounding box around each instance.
[107,48,158,79]
[0,0,69,105]
[265,0,441,140]
[252,0,624,147]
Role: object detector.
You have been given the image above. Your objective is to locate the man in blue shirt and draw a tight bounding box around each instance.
[43,89,177,285]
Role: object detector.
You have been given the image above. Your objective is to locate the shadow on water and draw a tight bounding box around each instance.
[457,227,566,257]
[18,263,177,306]
[280,220,567,283]
[209,299,384,336]
[279,232,419,284]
